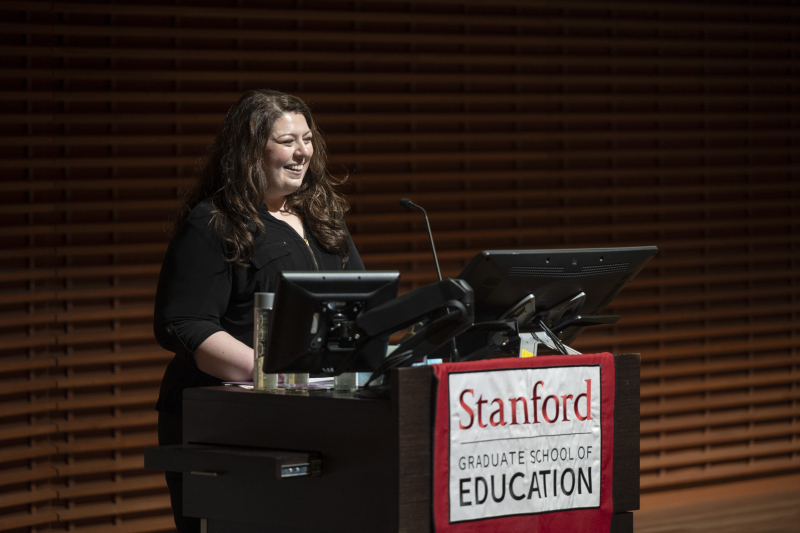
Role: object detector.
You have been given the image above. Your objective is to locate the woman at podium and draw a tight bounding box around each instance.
[152,89,364,532]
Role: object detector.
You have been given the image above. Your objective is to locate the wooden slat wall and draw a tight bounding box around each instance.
[1,0,798,530]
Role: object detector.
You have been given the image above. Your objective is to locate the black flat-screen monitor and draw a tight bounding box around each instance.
[451,246,657,357]
[262,271,401,375]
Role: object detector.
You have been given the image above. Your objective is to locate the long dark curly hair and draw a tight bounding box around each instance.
[173,89,350,266]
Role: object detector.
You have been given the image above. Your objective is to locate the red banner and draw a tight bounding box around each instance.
[432,353,615,533]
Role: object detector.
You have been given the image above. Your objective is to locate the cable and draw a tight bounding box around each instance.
[538,319,568,355]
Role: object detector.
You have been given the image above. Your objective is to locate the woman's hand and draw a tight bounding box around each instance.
[193,331,254,382]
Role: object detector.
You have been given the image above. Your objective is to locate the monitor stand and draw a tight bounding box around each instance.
[462,292,621,359]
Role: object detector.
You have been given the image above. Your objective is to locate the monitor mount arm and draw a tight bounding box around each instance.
[352,279,475,398]
[328,278,474,379]
[355,278,473,340]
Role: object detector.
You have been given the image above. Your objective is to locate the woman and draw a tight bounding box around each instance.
[153,90,364,532]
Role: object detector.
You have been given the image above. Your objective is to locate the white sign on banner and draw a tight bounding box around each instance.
[448,365,601,522]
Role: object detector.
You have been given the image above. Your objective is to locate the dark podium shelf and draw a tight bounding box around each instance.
[145,355,639,533]
[144,444,322,480]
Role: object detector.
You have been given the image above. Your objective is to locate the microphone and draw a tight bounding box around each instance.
[400,198,460,362]
[399,198,415,211]
[399,198,442,281]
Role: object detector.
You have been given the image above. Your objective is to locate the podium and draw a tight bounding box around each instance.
[145,354,639,532]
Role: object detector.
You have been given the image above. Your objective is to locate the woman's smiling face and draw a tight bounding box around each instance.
[262,112,314,204]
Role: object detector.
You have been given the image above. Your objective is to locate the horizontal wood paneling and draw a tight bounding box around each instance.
[1,0,798,530]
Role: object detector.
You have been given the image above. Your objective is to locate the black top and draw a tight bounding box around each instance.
[154,201,364,416]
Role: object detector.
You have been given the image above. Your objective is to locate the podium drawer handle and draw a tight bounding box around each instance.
[190,471,220,477]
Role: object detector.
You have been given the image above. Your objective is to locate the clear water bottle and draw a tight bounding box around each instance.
[253,293,278,392]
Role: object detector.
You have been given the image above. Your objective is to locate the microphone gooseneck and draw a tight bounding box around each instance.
[399,198,441,281]
[399,198,461,363]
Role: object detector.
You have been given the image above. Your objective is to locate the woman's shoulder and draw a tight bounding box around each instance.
[178,200,218,233]
[187,199,216,220]
[172,200,224,249]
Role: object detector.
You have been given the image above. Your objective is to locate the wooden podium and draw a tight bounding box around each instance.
[145,354,639,532]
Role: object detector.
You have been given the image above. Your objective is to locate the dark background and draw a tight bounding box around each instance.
[1,1,798,531]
